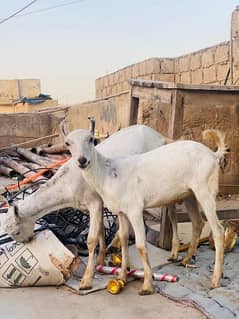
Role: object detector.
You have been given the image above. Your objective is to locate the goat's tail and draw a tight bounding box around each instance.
[202,129,228,170]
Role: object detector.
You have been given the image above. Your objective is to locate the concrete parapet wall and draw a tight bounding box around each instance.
[66,92,131,135]
[0,79,41,105]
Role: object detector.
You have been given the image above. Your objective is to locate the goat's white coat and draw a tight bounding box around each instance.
[2,125,169,289]
[72,129,226,294]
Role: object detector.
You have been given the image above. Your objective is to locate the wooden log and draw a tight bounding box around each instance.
[23,162,54,179]
[16,148,53,167]
[30,144,51,154]
[44,154,69,161]
[38,143,68,155]
[0,164,16,177]
[1,157,31,177]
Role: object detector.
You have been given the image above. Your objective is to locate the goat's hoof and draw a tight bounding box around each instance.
[211,279,221,289]
[79,279,93,290]
[138,287,155,296]
[79,284,93,290]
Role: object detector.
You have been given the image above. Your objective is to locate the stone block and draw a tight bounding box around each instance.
[19,79,40,98]
[191,69,203,84]
[233,38,239,66]
[109,74,114,86]
[180,71,191,83]
[190,54,201,70]
[139,61,147,75]
[122,81,130,91]
[217,63,229,81]
[202,49,215,67]
[132,63,140,78]
[145,59,161,74]
[126,66,132,80]
[158,73,175,82]
[215,44,229,64]
[113,72,119,84]
[175,73,180,83]
[160,59,174,73]
[178,56,190,72]
[203,65,217,83]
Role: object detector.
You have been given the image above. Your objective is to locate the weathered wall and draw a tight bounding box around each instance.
[182,91,239,184]
[95,58,175,99]
[0,100,58,113]
[0,110,66,147]
[175,41,230,85]
[95,39,239,98]
[0,79,40,105]
[131,82,239,184]
[66,92,131,135]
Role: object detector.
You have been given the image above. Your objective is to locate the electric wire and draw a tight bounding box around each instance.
[0,0,38,25]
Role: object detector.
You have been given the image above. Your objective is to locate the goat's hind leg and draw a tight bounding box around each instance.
[193,186,224,288]
[117,213,129,283]
[180,196,205,266]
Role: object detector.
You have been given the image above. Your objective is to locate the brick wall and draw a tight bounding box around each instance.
[95,58,175,98]
[96,38,239,98]
[175,41,230,85]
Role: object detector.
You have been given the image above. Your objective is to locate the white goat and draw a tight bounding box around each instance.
[69,128,226,294]
[2,124,172,290]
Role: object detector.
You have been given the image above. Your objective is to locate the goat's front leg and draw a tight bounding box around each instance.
[117,213,129,283]
[96,213,105,266]
[80,201,103,290]
[128,211,154,295]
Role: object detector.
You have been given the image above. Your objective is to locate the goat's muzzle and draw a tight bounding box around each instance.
[78,157,90,169]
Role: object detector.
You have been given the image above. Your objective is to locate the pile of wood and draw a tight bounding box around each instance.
[0,141,71,191]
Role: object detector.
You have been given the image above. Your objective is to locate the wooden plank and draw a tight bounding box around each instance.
[158,207,173,250]
[219,184,239,194]
[158,90,185,250]
[167,90,184,139]
[176,209,239,223]
[0,133,59,152]
[129,79,239,92]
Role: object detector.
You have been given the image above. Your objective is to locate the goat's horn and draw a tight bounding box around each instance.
[88,116,96,135]
[59,119,69,137]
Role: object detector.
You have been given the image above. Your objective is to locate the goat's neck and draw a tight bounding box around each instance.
[83,149,113,199]
[17,175,75,220]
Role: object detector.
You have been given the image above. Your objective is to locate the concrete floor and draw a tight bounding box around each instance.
[0,282,204,319]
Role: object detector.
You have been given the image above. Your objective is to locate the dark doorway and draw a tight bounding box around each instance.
[130,97,139,125]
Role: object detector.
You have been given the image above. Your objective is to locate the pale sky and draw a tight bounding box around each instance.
[1,0,238,104]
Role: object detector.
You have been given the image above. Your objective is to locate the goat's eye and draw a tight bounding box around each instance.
[65,141,70,147]
[89,137,93,144]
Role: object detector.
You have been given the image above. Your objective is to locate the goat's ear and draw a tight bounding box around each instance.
[88,116,95,136]
[59,119,69,137]
[93,138,98,146]
[14,206,21,221]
